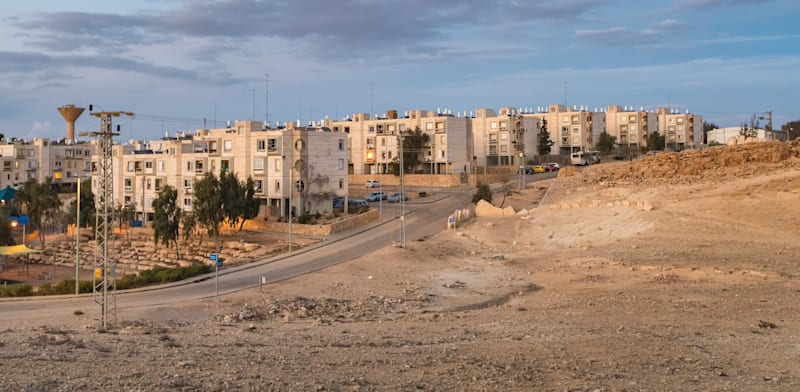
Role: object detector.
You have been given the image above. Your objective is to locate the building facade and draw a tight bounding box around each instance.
[526,105,603,155]
[657,108,703,150]
[0,138,93,190]
[325,109,474,177]
[471,107,539,168]
[103,121,348,223]
[604,105,658,150]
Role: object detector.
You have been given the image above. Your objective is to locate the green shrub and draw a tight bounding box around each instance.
[297,214,317,224]
[36,280,94,295]
[472,183,492,204]
[116,263,213,290]
[0,283,34,297]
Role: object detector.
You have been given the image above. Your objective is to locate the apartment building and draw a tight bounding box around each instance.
[526,105,603,155]
[471,107,539,168]
[657,108,703,150]
[325,109,473,177]
[0,138,94,190]
[605,105,658,150]
[106,121,348,222]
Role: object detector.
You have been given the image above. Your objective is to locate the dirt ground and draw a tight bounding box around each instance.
[2,142,800,391]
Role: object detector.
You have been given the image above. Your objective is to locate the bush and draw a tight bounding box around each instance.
[0,283,34,297]
[116,263,213,290]
[297,214,317,224]
[37,280,94,295]
[472,183,492,204]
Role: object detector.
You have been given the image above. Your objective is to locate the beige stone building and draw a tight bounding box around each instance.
[325,109,474,178]
[604,105,658,150]
[471,107,539,168]
[525,105,603,155]
[105,120,347,223]
[657,108,703,150]
[0,138,93,190]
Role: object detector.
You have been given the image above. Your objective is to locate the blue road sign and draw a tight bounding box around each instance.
[216,260,223,268]
[209,253,218,262]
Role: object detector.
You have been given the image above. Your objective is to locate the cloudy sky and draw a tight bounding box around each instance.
[1,0,798,141]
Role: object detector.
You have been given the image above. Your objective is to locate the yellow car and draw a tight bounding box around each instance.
[532,165,546,173]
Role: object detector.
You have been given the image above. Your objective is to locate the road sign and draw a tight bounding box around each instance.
[216,260,223,268]
[448,216,455,224]
[209,253,218,262]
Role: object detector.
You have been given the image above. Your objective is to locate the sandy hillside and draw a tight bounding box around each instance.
[2,142,800,391]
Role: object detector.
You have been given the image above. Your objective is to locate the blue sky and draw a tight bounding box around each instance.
[1,0,798,141]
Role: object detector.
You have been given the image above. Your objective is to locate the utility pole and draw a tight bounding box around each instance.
[81,109,134,329]
[398,132,406,248]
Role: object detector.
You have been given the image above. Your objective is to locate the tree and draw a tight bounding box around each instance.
[152,185,181,260]
[781,120,800,141]
[220,170,245,229]
[193,172,223,251]
[596,131,617,154]
[0,205,17,245]
[537,119,554,156]
[400,127,430,173]
[181,213,198,245]
[472,183,492,204]
[241,177,261,231]
[66,178,96,229]
[15,178,62,247]
[647,131,665,151]
[702,121,719,144]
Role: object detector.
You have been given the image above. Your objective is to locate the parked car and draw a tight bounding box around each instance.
[532,165,546,173]
[365,191,387,202]
[348,199,369,211]
[365,180,381,188]
[332,197,345,209]
[387,192,408,203]
[545,163,560,171]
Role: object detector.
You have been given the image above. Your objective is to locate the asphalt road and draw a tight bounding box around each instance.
[0,172,556,321]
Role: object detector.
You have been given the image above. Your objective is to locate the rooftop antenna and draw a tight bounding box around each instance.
[265,73,270,128]
[564,81,568,106]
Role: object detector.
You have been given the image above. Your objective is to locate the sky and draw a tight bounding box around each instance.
[1,0,798,142]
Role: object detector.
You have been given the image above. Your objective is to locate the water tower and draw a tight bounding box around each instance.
[57,104,85,143]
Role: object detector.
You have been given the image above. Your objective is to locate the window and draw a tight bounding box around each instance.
[572,127,579,134]
[257,140,266,152]
[186,161,194,171]
[619,115,627,124]
[54,161,62,169]
[398,124,406,132]
[275,180,280,192]
[488,133,497,143]
[490,121,498,129]
[677,118,684,125]
[274,158,281,172]
[254,180,263,192]
[368,125,375,133]
[158,160,165,172]
[295,139,305,152]
[489,145,497,155]
[436,122,444,130]
[500,145,508,153]
[183,179,192,188]
[388,151,392,159]
[572,116,579,125]
[338,159,344,170]
[562,116,570,124]
[124,196,131,204]
[221,160,230,173]
[268,139,277,152]
[338,139,345,150]
[561,127,569,136]
[499,121,507,129]
[630,125,637,131]
[254,158,264,172]
[155,179,163,191]
[128,162,135,172]
[440,135,446,144]
[124,178,133,190]
[145,161,153,170]
[183,198,192,207]
[339,179,344,189]
[223,140,232,152]
[500,132,508,140]
[380,138,386,147]
[425,122,433,130]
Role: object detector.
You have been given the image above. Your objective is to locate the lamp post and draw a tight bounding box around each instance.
[75,178,81,295]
